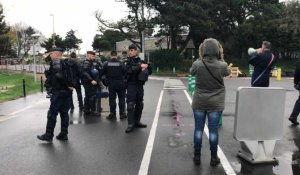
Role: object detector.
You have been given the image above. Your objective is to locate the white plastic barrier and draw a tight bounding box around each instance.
[234,87,286,164]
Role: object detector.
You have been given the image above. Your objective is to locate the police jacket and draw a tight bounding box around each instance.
[65,58,81,86]
[126,56,151,85]
[103,58,126,84]
[45,59,74,91]
[249,50,276,87]
[81,59,102,84]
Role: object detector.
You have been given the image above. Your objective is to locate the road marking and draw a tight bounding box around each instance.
[138,90,164,175]
[183,90,237,175]
[0,100,48,122]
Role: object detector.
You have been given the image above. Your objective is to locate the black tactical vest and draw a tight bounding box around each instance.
[106,59,124,80]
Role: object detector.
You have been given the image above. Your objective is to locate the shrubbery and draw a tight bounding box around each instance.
[149,49,184,70]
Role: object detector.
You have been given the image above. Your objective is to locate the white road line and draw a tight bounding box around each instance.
[183,90,236,175]
[138,90,164,175]
[0,100,48,122]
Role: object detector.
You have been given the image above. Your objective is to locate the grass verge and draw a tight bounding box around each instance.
[0,71,41,102]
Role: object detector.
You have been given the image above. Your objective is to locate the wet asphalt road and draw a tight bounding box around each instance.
[0,77,300,175]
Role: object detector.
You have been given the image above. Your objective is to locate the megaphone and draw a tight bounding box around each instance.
[248,48,257,56]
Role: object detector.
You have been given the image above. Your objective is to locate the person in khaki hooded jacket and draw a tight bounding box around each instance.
[190,38,230,166]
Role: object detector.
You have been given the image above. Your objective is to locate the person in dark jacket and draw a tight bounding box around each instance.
[37,47,74,142]
[67,52,84,111]
[190,38,230,166]
[125,44,151,133]
[289,60,300,125]
[249,41,276,87]
[103,50,127,120]
[81,51,101,116]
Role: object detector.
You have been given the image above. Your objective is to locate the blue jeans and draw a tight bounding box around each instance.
[193,110,222,155]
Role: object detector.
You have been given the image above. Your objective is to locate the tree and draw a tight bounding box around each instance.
[0,4,9,35]
[92,36,111,53]
[0,4,10,57]
[64,30,82,53]
[95,0,154,52]
[22,26,35,57]
[276,0,300,59]
[41,34,65,52]
[100,30,125,49]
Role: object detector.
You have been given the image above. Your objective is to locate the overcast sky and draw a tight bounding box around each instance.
[1,0,128,53]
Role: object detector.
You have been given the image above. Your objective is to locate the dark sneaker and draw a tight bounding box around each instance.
[125,126,134,133]
[37,134,53,142]
[210,156,220,166]
[120,114,127,120]
[135,122,147,128]
[106,114,117,120]
[289,118,299,125]
[56,133,68,141]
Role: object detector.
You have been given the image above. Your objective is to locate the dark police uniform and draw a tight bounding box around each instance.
[81,55,102,115]
[289,60,300,125]
[125,54,151,133]
[103,57,127,120]
[66,58,84,110]
[37,48,74,142]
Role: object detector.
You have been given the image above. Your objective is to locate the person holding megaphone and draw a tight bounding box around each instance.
[248,41,276,87]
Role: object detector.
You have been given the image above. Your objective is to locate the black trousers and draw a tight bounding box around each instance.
[108,82,126,115]
[70,83,83,109]
[46,90,71,136]
[83,83,97,112]
[290,94,300,120]
[127,84,144,126]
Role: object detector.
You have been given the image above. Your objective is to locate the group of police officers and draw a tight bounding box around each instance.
[37,44,151,142]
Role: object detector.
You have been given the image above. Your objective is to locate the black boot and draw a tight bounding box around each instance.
[193,149,201,165]
[56,133,68,141]
[126,102,135,133]
[107,113,117,120]
[135,122,147,128]
[289,117,299,125]
[120,113,127,120]
[37,133,53,142]
[134,102,146,128]
[210,154,220,166]
[125,125,135,133]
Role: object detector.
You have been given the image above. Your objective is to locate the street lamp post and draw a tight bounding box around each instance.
[50,14,56,48]
[31,34,40,82]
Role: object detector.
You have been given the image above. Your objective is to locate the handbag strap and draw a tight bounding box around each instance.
[202,60,224,87]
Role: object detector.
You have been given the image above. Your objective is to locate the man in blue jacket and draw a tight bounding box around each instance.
[249,41,276,87]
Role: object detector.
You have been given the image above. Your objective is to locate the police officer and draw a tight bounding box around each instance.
[125,44,151,133]
[37,47,74,142]
[81,51,101,116]
[103,50,127,120]
[67,52,84,111]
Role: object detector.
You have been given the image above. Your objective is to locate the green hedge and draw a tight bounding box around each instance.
[150,50,183,70]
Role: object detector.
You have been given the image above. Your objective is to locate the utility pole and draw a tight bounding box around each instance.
[141,0,145,60]
[50,14,56,48]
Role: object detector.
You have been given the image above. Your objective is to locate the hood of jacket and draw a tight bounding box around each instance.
[201,38,220,62]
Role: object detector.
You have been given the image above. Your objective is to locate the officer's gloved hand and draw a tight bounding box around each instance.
[46,92,53,98]
[99,82,105,90]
